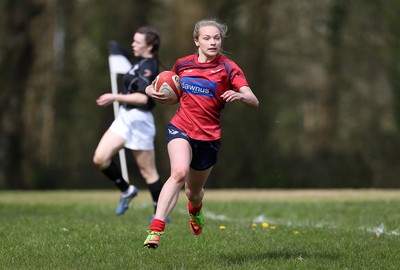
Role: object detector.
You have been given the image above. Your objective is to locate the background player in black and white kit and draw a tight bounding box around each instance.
[93,26,164,218]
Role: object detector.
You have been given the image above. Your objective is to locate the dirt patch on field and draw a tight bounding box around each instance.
[203,189,400,201]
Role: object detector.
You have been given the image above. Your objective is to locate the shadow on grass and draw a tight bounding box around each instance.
[219,249,340,265]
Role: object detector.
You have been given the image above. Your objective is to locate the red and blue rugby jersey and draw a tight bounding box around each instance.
[170,53,249,141]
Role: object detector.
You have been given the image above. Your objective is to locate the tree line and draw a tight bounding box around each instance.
[1,0,400,189]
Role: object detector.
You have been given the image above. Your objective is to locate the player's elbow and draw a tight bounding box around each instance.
[246,97,259,109]
[253,99,259,108]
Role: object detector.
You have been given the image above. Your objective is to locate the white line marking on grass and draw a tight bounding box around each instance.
[205,212,233,221]
[253,214,283,226]
[179,209,400,237]
[175,208,235,222]
[138,204,400,238]
[363,223,400,237]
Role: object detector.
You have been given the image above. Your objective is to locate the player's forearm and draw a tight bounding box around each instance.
[241,93,259,108]
[238,86,259,108]
[114,93,148,105]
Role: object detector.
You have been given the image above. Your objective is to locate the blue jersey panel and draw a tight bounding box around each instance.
[181,77,216,98]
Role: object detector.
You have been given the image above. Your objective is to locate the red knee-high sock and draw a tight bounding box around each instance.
[150,218,165,232]
[188,201,202,215]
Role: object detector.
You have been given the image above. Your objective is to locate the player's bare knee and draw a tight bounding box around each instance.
[93,153,108,169]
[170,167,188,184]
[141,169,159,184]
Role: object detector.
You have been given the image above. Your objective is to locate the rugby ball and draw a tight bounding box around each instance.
[154,71,182,104]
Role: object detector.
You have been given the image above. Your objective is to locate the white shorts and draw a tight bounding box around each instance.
[109,107,156,150]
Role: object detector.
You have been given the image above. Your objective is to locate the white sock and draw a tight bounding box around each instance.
[122,185,134,198]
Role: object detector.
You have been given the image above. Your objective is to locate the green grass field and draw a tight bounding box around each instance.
[1,189,399,270]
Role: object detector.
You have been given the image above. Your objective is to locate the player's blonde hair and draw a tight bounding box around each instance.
[193,18,228,41]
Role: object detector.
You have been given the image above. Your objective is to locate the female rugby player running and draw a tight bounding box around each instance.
[143,19,259,248]
[93,26,164,218]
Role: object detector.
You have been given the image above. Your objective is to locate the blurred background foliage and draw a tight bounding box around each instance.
[1,0,400,189]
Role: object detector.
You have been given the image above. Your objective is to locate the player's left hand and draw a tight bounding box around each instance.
[220,90,242,103]
[96,93,114,106]
[145,83,170,104]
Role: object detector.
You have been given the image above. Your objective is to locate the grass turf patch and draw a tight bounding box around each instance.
[0,190,399,269]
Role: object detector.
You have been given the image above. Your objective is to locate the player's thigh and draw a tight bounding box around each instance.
[94,129,125,160]
[167,138,192,178]
[133,150,156,168]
